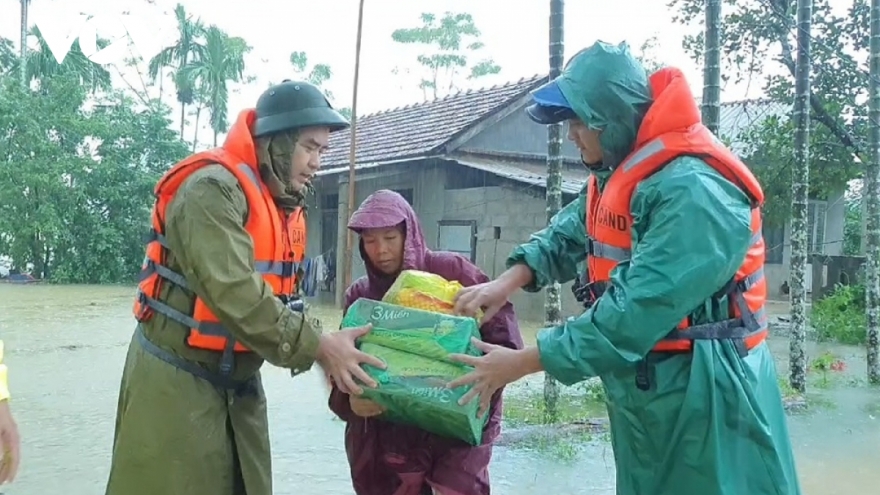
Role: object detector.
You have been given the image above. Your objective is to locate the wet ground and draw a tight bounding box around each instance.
[1,284,878,494]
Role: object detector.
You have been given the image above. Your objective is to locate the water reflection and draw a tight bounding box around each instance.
[1,284,877,494]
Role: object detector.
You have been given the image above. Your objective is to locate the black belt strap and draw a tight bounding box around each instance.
[134,325,257,397]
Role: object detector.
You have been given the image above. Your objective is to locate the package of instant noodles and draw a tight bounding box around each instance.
[345,298,482,362]
[342,298,487,445]
[357,342,486,446]
[382,269,483,321]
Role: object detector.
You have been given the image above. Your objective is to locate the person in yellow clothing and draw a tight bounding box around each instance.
[0,340,20,485]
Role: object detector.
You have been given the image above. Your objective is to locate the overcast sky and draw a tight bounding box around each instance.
[1,0,807,143]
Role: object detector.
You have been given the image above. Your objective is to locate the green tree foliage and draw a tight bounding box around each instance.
[289,51,332,92]
[0,74,188,283]
[288,51,352,119]
[147,3,207,138]
[147,4,251,148]
[1,27,111,91]
[0,3,275,284]
[179,26,251,147]
[391,12,501,100]
[635,36,668,73]
[669,0,866,226]
[812,283,868,345]
[740,113,861,226]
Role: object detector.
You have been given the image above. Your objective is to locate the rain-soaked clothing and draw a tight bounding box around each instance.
[514,41,802,495]
[328,190,523,495]
[581,68,769,356]
[105,109,322,495]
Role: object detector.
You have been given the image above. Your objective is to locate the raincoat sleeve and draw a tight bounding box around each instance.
[433,253,524,427]
[536,157,754,384]
[506,188,587,291]
[327,278,370,422]
[0,341,9,402]
[165,167,320,373]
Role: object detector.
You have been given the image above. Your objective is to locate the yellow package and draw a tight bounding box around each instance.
[383,270,484,321]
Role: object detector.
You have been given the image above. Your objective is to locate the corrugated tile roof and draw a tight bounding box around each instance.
[321,75,547,170]
[319,73,790,193]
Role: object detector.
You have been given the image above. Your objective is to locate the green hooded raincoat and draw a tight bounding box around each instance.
[513,42,802,495]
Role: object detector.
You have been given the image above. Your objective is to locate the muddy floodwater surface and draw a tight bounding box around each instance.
[2,284,878,494]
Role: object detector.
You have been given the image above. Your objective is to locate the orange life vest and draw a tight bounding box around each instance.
[585,91,768,354]
[132,120,306,356]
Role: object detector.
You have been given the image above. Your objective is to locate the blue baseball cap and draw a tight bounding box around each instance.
[525,78,577,124]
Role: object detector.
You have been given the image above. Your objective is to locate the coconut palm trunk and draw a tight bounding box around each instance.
[702,0,722,134]
[19,0,29,88]
[788,0,813,393]
[865,0,880,383]
[542,0,565,421]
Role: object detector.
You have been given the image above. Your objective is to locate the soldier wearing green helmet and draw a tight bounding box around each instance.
[105,80,385,495]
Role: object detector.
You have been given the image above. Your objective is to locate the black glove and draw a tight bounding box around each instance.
[571,274,606,310]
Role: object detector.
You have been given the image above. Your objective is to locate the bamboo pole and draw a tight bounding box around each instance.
[343,0,365,291]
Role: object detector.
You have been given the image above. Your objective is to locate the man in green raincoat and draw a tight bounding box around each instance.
[449,42,802,495]
[105,80,385,495]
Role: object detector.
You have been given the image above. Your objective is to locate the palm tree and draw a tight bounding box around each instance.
[789,0,813,393]
[19,0,29,88]
[187,86,208,151]
[867,0,880,384]
[147,3,206,138]
[702,0,722,135]
[542,0,565,421]
[179,26,250,147]
[0,39,16,76]
[5,27,111,91]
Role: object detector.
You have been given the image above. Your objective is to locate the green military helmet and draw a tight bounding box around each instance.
[253,80,350,138]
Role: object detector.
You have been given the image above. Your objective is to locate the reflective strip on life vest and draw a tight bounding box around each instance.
[254,261,301,277]
[586,216,765,275]
[621,138,666,172]
[136,290,230,337]
[619,132,726,173]
[585,219,768,351]
[588,239,631,262]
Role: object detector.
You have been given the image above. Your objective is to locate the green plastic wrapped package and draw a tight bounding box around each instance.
[340,298,487,445]
[343,298,482,362]
[358,343,487,445]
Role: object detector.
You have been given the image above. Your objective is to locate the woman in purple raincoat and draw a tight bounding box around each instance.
[329,189,523,495]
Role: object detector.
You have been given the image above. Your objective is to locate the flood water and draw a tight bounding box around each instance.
[1,284,878,494]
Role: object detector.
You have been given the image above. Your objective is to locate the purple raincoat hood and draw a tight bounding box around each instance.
[348,189,427,294]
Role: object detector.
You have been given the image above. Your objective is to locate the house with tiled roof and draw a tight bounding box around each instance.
[305,77,845,318]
